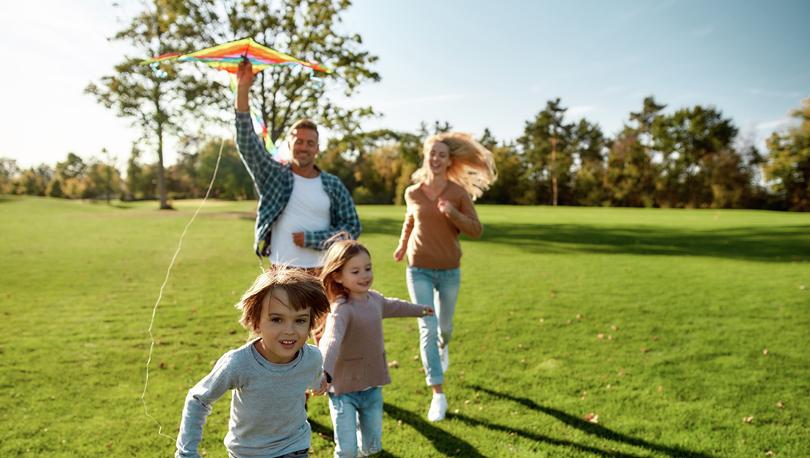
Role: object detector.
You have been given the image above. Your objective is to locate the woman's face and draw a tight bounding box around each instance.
[425,141,451,176]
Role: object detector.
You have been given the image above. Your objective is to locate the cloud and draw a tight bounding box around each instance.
[567,105,597,117]
[746,88,803,99]
[691,25,714,37]
[380,93,467,107]
[755,117,792,131]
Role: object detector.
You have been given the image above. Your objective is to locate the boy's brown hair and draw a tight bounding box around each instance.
[235,265,330,337]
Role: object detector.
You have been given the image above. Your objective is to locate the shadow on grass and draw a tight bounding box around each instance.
[361,217,810,263]
[468,384,714,458]
[311,415,402,457]
[309,419,334,443]
[383,402,485,457]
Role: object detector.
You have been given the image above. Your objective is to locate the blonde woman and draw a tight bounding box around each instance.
[393,132,496,421]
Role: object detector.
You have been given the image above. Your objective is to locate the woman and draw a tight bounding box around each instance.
[393,132,497,422]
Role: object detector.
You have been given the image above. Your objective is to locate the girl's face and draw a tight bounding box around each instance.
[253,288,312,364]
[335,251,373,299]
[425,141,451,176]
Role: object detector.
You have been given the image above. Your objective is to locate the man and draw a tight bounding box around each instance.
[235,60,360,268]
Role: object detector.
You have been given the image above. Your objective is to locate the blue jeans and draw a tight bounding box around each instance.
[406,266,461,386]
[327,387,383,457]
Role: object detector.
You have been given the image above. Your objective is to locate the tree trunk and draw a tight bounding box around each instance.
[156,121,171,210]
[551,136,558,207]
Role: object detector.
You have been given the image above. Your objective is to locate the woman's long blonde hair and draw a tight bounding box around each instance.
[412,132,497,200]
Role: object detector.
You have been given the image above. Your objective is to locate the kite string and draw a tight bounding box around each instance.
[140,138,225,440]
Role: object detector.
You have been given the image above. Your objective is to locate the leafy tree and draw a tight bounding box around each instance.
[519,98,574,205]
[653,105,739,207]
[605,127,656,207]
[86,0,217,209]
[214,0,381,141]
[0,158,20,194]
[15,164,53,196]
[571,119,609,206]
[764,97,810,211]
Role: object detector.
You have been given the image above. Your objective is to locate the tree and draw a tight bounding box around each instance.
[86,0,217,209]
[653,105,740,208]
[0,158,20,194]
[764,97,810,211]
[215,0,380,141]
[519,99,574,205]
[15,164,53,196]
[571,119,609,206]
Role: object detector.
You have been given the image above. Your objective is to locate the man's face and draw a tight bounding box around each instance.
[288,128,319,169]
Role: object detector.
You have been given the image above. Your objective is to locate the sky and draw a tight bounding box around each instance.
[1,0,808,169]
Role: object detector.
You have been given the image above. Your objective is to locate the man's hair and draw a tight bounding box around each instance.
[235,265,330,336]
[288,118,319,139]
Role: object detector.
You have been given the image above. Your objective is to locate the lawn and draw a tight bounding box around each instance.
[1,195,808,457]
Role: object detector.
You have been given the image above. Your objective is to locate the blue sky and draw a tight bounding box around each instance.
[1,0,808,169]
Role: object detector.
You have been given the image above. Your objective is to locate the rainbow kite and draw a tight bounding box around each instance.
[144,37,332,74]
[146,37,325,163]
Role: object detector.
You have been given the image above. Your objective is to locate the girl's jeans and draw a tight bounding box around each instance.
[327,387,383,457]
[406,266,461,386]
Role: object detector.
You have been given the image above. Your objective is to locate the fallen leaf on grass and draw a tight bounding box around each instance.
[762,348,769,356]
[776,401,784,409]
[597,333,605,340]
[583,412,599,423]
[657,385,664,393]
[640,347,650,353]
[743,416,754,424]
[576,314,583,320]
[765,450,775,456]
[387,360,399,369]
[800,285,806,290]
[611,324,618,331]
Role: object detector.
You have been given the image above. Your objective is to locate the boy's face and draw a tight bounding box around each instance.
[253,288,312,364]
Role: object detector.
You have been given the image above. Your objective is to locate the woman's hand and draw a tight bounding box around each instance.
[437,199,458,218]
[393,245,406,262]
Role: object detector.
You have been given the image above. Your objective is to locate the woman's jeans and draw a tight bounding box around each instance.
[406,266,461,386]
[327,387,383,457]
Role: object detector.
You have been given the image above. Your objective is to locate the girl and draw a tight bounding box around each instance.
[175,266,330,458]
[318,240,433,457]
[393,132,496,422]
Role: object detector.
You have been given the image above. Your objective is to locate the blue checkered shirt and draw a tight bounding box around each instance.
[235,111,361,258]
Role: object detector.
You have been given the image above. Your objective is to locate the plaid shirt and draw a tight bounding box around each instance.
[235,111,361,258]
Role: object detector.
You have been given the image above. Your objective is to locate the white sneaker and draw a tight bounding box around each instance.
[427,393,447,422]
[440,344,449,373]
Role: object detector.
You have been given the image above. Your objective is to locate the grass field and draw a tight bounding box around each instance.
[1,195,808,457]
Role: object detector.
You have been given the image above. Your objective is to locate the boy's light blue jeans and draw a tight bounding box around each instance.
[406,266,461,386]
[327,387,383,457]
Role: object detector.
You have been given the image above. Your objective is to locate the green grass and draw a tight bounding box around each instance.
[1,195,808,457]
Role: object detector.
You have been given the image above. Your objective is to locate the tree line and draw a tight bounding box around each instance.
[1,0,808,211]
[2,95,809,210]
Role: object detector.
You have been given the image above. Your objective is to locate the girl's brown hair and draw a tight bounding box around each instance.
[235,265,330,338]
[319,239,371,304]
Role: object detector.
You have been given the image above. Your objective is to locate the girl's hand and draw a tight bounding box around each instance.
[310,374,328,396]
[437,199,457,218]
[393,245,406,262]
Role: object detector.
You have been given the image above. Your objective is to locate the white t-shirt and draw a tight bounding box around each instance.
[270,173,331,268]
